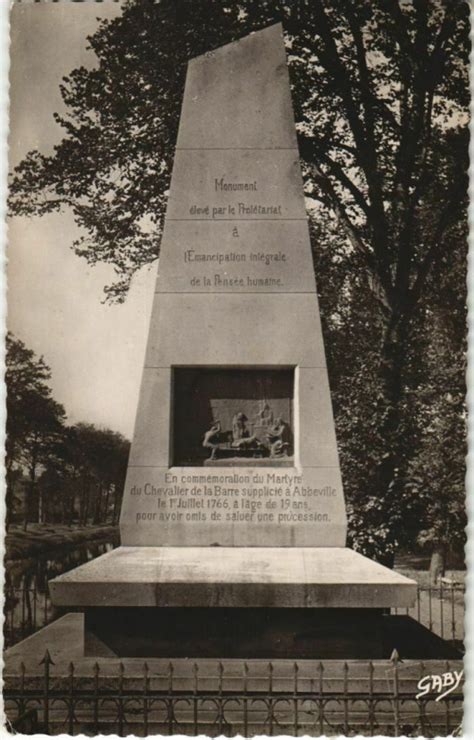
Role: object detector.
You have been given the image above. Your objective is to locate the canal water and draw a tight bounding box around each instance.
[4,535,120,648]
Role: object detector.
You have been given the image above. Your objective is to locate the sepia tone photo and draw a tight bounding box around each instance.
[4,0,468,735]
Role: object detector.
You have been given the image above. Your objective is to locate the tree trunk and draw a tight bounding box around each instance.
[83,481,91,526]
[5,465,15,531]
[68,474,78,527]
[103,485,111,524]
[24,462,38,532]
[112,485,121,525]
[23,573,34,631]
[369,312,410,567]
[80,474,88,526]
[430,547,446,585]
[38,486,44,524]
[68,487,74,527]
[93,484,103,525]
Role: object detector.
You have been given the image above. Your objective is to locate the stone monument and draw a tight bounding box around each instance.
[49,23,416,658]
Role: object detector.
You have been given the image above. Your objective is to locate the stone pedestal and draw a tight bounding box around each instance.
[50,545,417,657]
[50,546,416,609]
[48,23,416,658]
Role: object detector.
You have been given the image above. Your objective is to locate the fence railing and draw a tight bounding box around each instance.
[391,584,464,647]
[3,652,463,737]
[4,583,465,651]
[4,584,62,649]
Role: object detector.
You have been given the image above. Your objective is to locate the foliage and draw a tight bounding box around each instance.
[5,334,130,528]
[8,0,469,302]
[403,219,467,558]
[6,333,66,526]
[6,332,58,471]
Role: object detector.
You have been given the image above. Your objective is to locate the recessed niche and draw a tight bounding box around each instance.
[172,368,294,467]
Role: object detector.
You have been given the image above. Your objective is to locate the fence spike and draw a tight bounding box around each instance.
[451,585,457,644]
[67,659,75,734]
[343,661,349,687]
[39,648,54,666]
[218,661,224,693]
[94,661,100,676]
[420,660,425,678]
[342,662,349,734]
[243,661,249,691]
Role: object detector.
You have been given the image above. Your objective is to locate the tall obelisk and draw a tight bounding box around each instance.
[120,23,347,547]
[50,26,415,631]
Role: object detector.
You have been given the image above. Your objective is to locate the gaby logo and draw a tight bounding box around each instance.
[416,670,463,702]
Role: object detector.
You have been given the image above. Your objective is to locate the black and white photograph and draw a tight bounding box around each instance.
[3,0,469,735]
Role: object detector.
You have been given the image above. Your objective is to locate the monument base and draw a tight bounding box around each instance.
[48,546,419,659]
[50,545,416,609]
[83,606,462,660]
[5,612,461,666]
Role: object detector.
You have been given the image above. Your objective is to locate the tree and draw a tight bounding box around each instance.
[8,0,468,561]
[58,423,130,526]
[400,219,467,578]
[6,333,66,529]
[6,332,51,480]
[6,334,131,528]
[291,1,468,564]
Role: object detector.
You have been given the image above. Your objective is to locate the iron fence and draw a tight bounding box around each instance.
[392,584,464,648]
[4,652,463,736]
[4,583,465,650]
[4,583,62,649]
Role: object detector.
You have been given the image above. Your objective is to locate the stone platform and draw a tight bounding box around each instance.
[49,546,416,609]
[5,611,461,666]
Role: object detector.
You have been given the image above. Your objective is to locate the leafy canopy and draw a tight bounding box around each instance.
[9,0,469,309]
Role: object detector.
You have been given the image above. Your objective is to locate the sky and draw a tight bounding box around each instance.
[7,2,157,439]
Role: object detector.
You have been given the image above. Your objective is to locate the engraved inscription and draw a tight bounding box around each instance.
[188,177,283,219]
[132,471,336,526]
